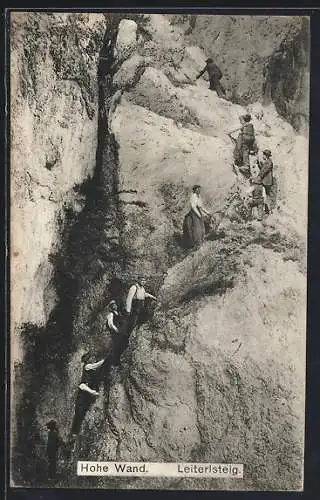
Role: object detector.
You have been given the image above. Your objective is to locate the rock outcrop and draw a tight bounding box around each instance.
[10,12,106,348]
[11,13,308,492]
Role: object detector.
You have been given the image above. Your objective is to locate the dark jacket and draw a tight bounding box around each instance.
[80,363,104,392]
[241,123,255,141]
[197,62,223,81]
[259,158,273,187]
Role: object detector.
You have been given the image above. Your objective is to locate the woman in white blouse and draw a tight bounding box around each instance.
[183,185,211,248]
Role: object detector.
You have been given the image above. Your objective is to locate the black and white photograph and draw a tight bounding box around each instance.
[9,11,309,491]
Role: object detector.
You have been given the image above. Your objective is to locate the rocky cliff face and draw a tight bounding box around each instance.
[10,10,106,483]
[10,12,106,351]
[11,13,308,491]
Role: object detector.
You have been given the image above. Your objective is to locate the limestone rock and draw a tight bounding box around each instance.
[113,54,146,90]
[114,19,138,63]
[10,12,106,335]
[181,45,207,80]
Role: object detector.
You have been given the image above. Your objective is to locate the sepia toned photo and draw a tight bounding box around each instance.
[9,11,309,491]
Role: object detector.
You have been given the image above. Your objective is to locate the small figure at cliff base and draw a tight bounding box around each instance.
[46,420,65,479]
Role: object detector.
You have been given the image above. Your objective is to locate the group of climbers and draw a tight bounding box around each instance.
[183,143,275,248]
[66,279,157,453]
[229,112,276,221]
[44,277,157,478]
[44,55,277,478]
[183,57,277,248]
[44,351,108,479]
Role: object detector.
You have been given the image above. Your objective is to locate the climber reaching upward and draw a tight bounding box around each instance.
[126,276,157,332]
[195,58,226,97]
[68,351,106,446]
[126,277,157,333]
[229,114,258,172]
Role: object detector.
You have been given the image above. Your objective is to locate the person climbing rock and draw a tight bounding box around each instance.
[68,352,105,445]
[258,149,273,189]
[106,300,119,335]
[229,114,258,173]
[46,420,65,479]
[195,58,226,97]
[229,133,243,171]
[259,149,275,214]
[106,299,125,366]
[246,177,266,221]
[183,184,211,249]
[126,277,157,333]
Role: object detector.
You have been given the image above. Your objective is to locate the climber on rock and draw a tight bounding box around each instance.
[257,149,275,214]
[68,351,106,447]
[229,114,258,174]
[106,299,125,367]
[106,299,119,335]
[246,177,266,221]
[126,277,157,333]
[195,58,226,97]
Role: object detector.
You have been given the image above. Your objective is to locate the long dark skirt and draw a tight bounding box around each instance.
[183,210,205,248]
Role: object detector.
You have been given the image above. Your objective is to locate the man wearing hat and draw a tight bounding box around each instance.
[195,57,226,97]
[106,300,119,335]
[229,113,257,172]
[258,149,274,194]
[126,276,157,333]
[46,420,65,479]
